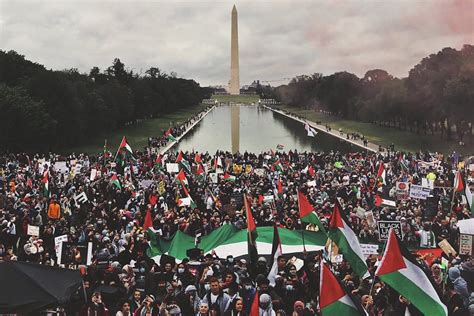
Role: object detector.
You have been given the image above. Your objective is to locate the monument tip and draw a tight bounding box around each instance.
[232,4,237,12]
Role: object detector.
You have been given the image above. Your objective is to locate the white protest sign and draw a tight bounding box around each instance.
[75,163,83,174]
[254,169,266,177]
[409,184,431,200]
[460,234,473,256]
[27,225,40,236]
[54,161,69,174]
[166,163,179,173]
[86,241,93,266]
[395,182,410,200]
[360,244,379,257]
[90,168,97,181]
[306,180,317,187]
[209,173,218,184]
[55,234,68,265]
[421,178,434,190]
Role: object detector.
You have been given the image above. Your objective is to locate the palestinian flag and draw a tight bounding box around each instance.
[377,162,386,185]
[143,209,153,230]
[115,136,134,167]
[195,164,205,179]
[375,195,396,208]
[375,229,447,316]
[267,223,283,287]
[250,290,259,316]
[178,196,197,208]
[276,144,284,150]
[329,200,369,278]
[155,154,163,169]
[298,191,326,234]
[244,194,259,267]
[454,171,473,212]
[194,153,202,163]
[111,174,121,189]
[42,170,49,197]
[176,151,184,163]
[223,172,236,182]
[180,159,191,173]
[274,160,284,172]
[320,262,362,316]
[167,134,177,142]
[176,169,188,185]
[308,165,315,177]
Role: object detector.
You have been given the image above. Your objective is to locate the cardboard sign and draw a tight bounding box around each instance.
[409,184,430,200]
[460,234,473,256]
[360,244,379,257]
[438,239,457,256]
[90,168,97,181]
[55,235,68,265]
[365,211,375,227]
[395,182,409,200]
[166,163,179,173]
[377,221,403,241]
[27,225,40,236]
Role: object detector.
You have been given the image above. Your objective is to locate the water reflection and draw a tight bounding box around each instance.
[173,105,354,154]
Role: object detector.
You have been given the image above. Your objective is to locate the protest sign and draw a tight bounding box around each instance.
[460,234,473,256]
[365,211,376,227]
[166,163,179,173]
[60,242,90,265]
[90,168,97,181]
[54,161,69,174]
[438,239,457,256]
[395,182,409,200]
[254,169,266,177]
[27,225,40,236]
[55,235,68,265]
[74,192,88,204]
[409,184,430,200]
[209,173,218,184]
[306,180,317,187]
[421,178,434,189]
[360,244,379,257]
[377,221,403,241]
[140,179,154,188]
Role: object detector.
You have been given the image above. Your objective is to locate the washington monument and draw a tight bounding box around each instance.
[229,5,240,95]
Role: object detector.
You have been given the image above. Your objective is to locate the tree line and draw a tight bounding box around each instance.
[0,50,212,152]
[273,45,474,144]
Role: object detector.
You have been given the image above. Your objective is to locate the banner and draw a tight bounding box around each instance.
[55,235,68,265]
[409,184,431,200]
[54,161,69,174]
[377,221,402,241]
[395,182,409,200]
[460,234,473,256]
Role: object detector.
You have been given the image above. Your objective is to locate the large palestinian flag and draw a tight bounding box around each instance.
[329,200,369,278]
[244,194,259,267]
[115,136,134,166]
[146,224,326,261]
[298,191,326,234]
[267,223,283,287]
[375,229,447,316]
[320,262,362,316]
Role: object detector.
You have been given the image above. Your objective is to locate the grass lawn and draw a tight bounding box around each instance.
[63,104,208,155]
[276,105,472,155]
[212,94,260,103]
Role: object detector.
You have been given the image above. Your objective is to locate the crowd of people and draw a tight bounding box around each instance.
[0,110,473,315]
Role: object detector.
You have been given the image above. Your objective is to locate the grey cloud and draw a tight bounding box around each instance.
[0,0,472,86]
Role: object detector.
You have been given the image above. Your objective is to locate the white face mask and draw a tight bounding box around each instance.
[178,268,185,274]
[204,284,211,291]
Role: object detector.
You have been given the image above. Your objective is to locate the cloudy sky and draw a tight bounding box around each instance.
[0,0,472,86]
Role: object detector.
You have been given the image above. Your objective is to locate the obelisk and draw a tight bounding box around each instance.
[229,5,240,95]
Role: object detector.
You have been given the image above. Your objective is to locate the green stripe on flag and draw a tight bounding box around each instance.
[302,212,327,234]
[329,229,368,278]
[380,271,447,316]
[321,300,360,316]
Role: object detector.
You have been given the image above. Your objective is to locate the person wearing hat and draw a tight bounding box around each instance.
[259,293,276,316]
[134,294,158,316]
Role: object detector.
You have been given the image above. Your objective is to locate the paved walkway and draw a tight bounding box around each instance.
[262,105,380,153]
[159,105,216,155]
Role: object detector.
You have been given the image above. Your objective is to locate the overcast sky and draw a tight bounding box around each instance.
[0,0,472,86]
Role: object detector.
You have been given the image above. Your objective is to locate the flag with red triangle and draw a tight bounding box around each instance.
[244,194,258,267]
[375,229,447,316]
[42,170,49,197]
[320,262,363,316]
[194,153,202,163]
[377,161,386,185]
[143,209,153,230]
[110,174,121,189]
[329,200,369,278]
[308,165,316,177]
[298,191,326,234]
[277,177,283,196]
[249,290,259,316]
[155,154,163,169]
[195,163,205,178]
[375,195,396,208]
[223,172,236,182]
[176,151,183,163]
[115,136,134,167]
[176,169,188,185]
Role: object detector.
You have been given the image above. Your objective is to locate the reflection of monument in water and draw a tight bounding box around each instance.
[231,105,240,153]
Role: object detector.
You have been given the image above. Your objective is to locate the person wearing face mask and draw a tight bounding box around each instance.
[238,277,256,315]
[201,277,231,315]
[80,291,110,316]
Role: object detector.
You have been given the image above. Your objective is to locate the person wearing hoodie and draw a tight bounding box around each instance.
[259,294,276,316]
[449,267,470,308]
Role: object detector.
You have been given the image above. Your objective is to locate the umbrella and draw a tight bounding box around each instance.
[0,261,82,314]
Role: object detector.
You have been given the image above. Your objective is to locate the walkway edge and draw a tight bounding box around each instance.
[159,105,216,155]
[262,105,378,153]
